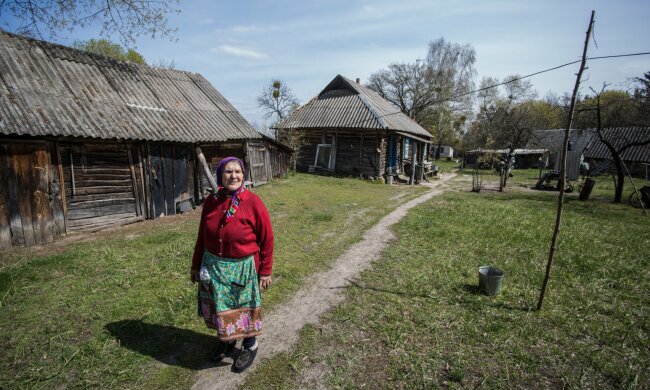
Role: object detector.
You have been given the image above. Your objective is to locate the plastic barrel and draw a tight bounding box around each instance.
[478,266,505,296]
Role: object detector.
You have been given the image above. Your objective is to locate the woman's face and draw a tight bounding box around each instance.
[221,161,244,192]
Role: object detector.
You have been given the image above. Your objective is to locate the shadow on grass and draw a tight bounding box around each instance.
[461,284,535,312]
[105,320,227,370]
[461,283,481,295]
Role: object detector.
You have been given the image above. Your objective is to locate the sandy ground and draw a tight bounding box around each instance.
[192,174,458,390]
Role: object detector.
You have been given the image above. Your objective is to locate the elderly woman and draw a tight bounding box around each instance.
[191,157,274,373]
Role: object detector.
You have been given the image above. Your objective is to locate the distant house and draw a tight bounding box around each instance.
[583,127,650,179]
[526,129,595,180]
[431,144,455,159]
[0,30,290,250]
[465,148,548,169]
[274,75,432,183]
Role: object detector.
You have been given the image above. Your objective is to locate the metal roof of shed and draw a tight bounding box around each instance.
[275,75,432,140]
[0,30,260,143]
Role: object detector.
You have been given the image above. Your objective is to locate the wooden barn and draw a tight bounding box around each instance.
[0,30,290,250]
[526,129,595,181]
[274,75,433,183]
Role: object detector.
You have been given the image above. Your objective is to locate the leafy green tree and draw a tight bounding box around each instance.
[574,89,639,129]
[0,0,179,45]
[467,75,542,150]
[73,39,146,64]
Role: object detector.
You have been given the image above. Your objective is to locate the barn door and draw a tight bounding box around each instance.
[0,143,55,247]
[247,142,268,185]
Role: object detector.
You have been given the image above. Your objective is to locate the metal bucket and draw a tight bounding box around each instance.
[478,266,505,296]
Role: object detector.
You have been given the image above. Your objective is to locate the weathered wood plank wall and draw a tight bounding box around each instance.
[1,137,287,250]
[61,144,142,232]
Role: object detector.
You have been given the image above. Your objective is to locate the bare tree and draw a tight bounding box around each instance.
[538,10,595,311]
[589,86,650,203]
[257,80,303,172]
[0,0,179,45]
[257,80,299,123]
[367,61,436,121]
[367,37,477,150]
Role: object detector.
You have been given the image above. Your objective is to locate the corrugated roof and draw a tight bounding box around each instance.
[527,128,596,152]
[0,30,260,142]
[583,127,650,163]
[275,75,432,140]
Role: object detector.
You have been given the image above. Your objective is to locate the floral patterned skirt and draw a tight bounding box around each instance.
[197,251,262,341]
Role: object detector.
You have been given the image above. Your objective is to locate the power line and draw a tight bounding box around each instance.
[373,51,650,121]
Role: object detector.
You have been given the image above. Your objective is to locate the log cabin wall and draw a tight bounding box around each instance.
[294,128,385,177]
[295,131,323,172]
[334,130,382,177]
[59,142,144,232]
[144,143,195,219]
[268,141,291,178]
[1,136,287,250]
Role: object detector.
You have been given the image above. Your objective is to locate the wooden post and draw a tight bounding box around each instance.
[142,144,153,218]
[359,133,364,177]
[410,141,416,185]
[195,146,218,190]
[69,151,76,197]
[127,147,141,216]
[55,142,68,233]
[419,143,425,182]
[538,10,594,311]
[137,146,147,219]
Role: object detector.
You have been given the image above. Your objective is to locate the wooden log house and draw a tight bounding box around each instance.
[274,75,432,183]
[0,30,291,250]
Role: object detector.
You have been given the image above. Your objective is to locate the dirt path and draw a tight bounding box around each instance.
[192,174,458,390]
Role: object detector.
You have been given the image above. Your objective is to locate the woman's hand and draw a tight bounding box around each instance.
[190,269,199,283]
[259,275,272,290]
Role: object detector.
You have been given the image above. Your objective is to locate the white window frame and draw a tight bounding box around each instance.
[314,144,334,170]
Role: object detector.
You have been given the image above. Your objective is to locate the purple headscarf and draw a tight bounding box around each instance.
[216,157,245,186]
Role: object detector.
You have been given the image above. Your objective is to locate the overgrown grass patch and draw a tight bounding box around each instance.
[260,178,649,389]
[0,174,427,389]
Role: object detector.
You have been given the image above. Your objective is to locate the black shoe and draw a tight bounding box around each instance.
[232,340,258,373]
[211,341,235,362]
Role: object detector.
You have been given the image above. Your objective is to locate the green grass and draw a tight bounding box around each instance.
[429,158,460,173]
[0,174,427,389]
[246,176,650,389]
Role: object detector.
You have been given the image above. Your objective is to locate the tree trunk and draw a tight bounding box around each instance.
[601,142,626,203]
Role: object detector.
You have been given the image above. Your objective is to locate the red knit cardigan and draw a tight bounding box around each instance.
[191,190,274,276]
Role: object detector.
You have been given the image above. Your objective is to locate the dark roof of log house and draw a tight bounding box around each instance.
[0,30,260,143]
[583,127,650,163]
[275,75,432,140]
[527,128,595,152]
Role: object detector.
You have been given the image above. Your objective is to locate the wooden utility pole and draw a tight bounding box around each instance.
[537,10,595,311]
